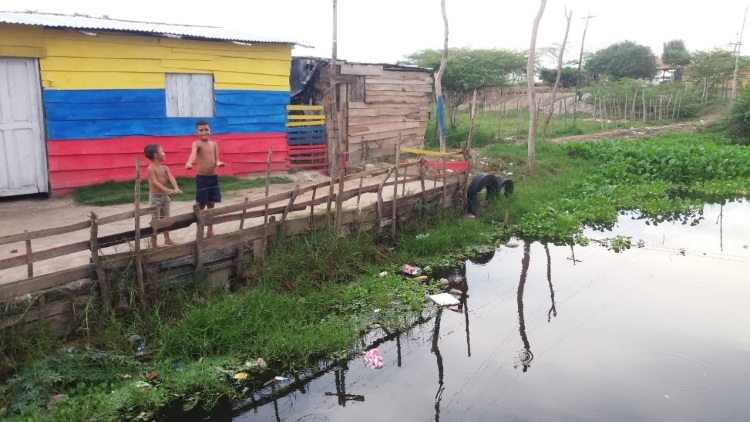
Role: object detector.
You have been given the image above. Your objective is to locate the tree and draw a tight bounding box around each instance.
[662,40,692,68]
[539,67,579,88]
[585,41,657,81]
[435,0,449,152]
[541,7,573,145]
[402,48,527,130]
[527,0,547,175]
[687,49,746,101]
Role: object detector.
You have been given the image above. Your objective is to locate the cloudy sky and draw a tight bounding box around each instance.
[6,0,747,64]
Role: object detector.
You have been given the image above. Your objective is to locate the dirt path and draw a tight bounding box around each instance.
[549,117,711,144]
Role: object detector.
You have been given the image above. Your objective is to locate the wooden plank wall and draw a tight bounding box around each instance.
[319,64,433,165]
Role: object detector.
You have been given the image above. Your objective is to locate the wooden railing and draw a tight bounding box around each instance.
[0,158,467,306]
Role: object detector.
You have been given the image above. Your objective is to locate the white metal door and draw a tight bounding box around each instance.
[0,57,48,196]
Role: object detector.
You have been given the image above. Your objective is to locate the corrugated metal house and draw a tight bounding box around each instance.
[0,11,298,196]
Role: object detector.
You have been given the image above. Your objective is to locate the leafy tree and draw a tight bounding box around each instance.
[585,41,657,81]
[401,48,527,129]
[712,84,750,138]
[687,49,748,101]
[539,67,579,88]
[662,40,692,68]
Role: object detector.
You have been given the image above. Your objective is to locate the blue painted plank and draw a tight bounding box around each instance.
[227,115,288,125]
[288,138,327,146]
[215,90,290,106]
[216,104,288,118]
[45,101,166,120]
[47,118,286,140]
[43,89,165,104]
[287,131,325,139]
[286,126,326,134]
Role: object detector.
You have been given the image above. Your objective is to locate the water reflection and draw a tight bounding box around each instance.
[515,242,533,372]
[431,308,445,422]
[545,243,558,323]
[324,363,364,406]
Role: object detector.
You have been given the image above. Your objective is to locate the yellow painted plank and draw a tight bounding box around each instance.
[213,71,288,87]
[171,47,290,61]
[0,46,46,58]
[159,57,289,76]
[40,57,210,73]
[399,146,462,157]
[287,105,324,111]
[0,23,45,48]
[286,121,325,127]
[42,71,165,89]
[288,115,325,121]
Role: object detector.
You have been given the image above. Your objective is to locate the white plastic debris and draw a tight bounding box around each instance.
[429,293,460,307]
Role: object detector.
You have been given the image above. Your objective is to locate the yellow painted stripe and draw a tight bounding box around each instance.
[214,83,289,91]
[0,23,45,48]
[0,45,46,58]
[286,121,326,127]
[288,115,325,121]
[42,71,165,89]
[399,147,463,157]
[287,105,324,111]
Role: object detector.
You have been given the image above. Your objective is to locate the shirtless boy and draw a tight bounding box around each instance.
[144,144,182,247]
[185,120,225,237]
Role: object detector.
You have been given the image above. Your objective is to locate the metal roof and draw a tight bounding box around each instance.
[0,11,302,45]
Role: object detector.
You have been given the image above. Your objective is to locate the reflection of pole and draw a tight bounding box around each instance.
[517,242,533,372]
[463,292,471,358]
[397,333,402,367]
[326,363,364,406]
[718,205,724,252]
[432,308,445,422]
[545,243,557,323]
[273,398,281,422]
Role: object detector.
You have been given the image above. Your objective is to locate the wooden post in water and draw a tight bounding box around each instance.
[134,158,147,307]
[90,212,110,313]
[24,231,32,277]
[392,136,402,241]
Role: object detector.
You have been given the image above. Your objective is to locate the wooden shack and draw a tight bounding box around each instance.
[0,11,298,196]
[290,58,433,170]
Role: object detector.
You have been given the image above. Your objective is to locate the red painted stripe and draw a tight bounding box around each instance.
[48,134,291,192]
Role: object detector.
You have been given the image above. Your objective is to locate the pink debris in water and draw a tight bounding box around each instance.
[364,348,384,369]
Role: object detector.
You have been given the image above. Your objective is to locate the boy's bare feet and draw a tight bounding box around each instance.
[206,228,215,238]
[164,239,179,246]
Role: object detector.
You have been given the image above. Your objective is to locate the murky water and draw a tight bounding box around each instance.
[231,201,750,422]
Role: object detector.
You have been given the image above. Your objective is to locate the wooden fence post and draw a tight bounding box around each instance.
[310,185,317,231]
[392,136,402,241]
[24,231,32,277]
[419,157,427,204]
[356,174,364,208]
[377,167,394,224]
[441,156,447,207]
[264,147,273,225]
[335,170,345,229]
[193,203,205,269]
[239,197,248,231]
[134,158,147,307]
[89,212,110,313]
[280,185,300,238]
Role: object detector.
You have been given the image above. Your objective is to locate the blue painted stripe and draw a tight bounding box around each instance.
[43,89,165,104]
[287,132,325,140]
[215,90,290,106]
[286,126,326,134]
[43,88,292,140]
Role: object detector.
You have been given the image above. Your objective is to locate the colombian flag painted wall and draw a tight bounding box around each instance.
[1,23,292,194]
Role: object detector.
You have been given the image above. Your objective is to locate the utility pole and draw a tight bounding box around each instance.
[573,13,596,129]
[329,0,341,175]
[731,4,748,100]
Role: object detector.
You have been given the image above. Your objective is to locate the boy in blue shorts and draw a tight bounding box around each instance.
[185,120,225,238]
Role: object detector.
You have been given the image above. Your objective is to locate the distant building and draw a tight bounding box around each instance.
[0,12,299,196]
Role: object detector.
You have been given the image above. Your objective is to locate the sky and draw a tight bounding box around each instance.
[5,0,748,65]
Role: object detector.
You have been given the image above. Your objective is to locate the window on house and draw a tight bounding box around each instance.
[165,73,215,117]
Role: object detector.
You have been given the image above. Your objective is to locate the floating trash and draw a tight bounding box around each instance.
[364,348,384,369]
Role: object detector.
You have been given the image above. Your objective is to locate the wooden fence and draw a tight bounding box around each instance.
[0,156,469,336]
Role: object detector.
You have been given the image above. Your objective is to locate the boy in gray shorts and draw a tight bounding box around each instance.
[144,144,182,247]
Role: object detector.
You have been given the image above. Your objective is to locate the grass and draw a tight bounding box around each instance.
[73,176,293,207]
[424,108,676,150]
